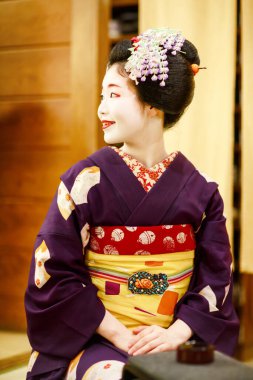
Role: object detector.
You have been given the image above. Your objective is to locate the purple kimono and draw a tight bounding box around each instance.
[25,147,239,379]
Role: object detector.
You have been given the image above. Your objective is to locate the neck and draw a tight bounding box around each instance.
[121,132,168,169]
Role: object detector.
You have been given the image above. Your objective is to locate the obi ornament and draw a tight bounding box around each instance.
[128,271,169,295]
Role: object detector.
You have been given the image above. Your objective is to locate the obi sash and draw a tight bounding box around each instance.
[85,224,195,329]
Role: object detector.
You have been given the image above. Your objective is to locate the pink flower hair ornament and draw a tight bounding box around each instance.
[125,28,185,87]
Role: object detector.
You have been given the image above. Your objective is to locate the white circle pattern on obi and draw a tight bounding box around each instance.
[90,237,100,251]
[134,250,151,255]
[95,226,105,239]
[176,232,187,243]
[162,225,173,229]
[138,231,156,245]
[104,245,119,255]
[111,228,125,242]
[163,236,175,250]
[125,226,138,232]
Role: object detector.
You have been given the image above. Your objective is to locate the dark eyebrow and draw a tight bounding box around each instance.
[103,83,121,89]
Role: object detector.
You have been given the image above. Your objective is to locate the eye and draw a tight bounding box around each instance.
[110,92,119,98]
[100,94,104,100]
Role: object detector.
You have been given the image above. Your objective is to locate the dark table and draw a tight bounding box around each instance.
[123,350,253,380]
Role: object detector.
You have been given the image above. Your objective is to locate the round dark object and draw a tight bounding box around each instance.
[177,340,214,364]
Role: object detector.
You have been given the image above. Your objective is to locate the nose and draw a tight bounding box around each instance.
[97,99,108,119]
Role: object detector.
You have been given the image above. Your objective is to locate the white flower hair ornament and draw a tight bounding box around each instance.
[125,28,185,87]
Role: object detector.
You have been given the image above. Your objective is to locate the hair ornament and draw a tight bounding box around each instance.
[191,64,199,75]
[191,64,207,76]
[125,28,185,87]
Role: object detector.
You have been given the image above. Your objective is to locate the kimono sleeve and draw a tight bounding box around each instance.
[174,189,239,355]
[25,176,106,360]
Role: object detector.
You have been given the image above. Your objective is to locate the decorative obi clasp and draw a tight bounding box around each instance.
[128,271,169,295]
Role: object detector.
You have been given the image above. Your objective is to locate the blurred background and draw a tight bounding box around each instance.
[0,0,252,376]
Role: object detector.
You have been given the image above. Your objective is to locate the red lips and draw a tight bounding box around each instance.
[101,120,115,129]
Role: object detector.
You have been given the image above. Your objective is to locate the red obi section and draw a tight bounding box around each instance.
[88,225,196,255]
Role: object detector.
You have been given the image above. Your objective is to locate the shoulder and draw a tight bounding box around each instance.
[196,170,218,185]
[56,148,110,208]
[60,147,109,189]
[179,153,218,184]
[194,169,219,193]
[178,153,219,202]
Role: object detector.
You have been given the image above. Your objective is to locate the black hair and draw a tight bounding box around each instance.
[108,37,200,129]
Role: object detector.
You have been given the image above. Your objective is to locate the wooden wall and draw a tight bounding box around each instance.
[0,0,109,331]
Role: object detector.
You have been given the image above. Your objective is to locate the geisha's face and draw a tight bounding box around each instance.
[98,64,149,145]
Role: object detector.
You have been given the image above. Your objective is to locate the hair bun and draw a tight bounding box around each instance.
[109,40,132,66]
[183,39,200,65]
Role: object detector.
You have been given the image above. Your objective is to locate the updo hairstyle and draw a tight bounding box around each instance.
[108,38,200,129]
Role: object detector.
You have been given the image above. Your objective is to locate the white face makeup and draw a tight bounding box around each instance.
[97,64,149,145]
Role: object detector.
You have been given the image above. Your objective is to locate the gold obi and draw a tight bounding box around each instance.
[85,248,194,329]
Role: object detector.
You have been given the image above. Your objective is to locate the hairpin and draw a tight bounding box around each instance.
[191,64,207,76]
[125,28,185,87]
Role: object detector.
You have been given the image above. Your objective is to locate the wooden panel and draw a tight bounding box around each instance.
[0,0,70,47]
[0,245,31,330]
[0,100,71,150]
[0,296,28,331]
[0,245,31,293]
[0,201,51,249]
[0,48,70,96]
[237,273,253,360]
[71,0,106,160]
[0,201,51,331]
[0,150,74,198]
[97,0,110,148]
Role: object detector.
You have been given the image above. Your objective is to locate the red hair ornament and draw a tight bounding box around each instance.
[191,64,207,76]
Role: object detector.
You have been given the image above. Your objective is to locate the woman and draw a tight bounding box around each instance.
[25,28,239,380]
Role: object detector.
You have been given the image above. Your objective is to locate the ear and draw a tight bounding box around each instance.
[145,105,162,118]
[146,104,158,117]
